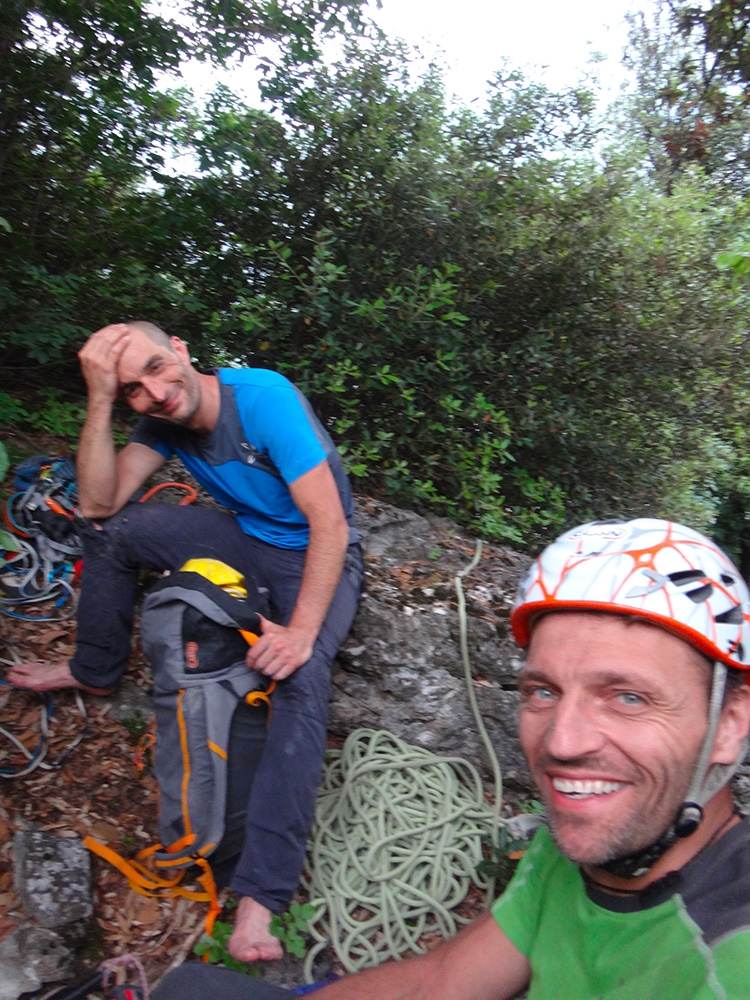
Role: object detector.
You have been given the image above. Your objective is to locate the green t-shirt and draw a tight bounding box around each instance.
[493,821,750,999]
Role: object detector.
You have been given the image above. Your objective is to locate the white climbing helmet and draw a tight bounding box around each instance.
[511,518,750,674]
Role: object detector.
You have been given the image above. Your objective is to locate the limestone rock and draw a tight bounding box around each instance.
[13,831,93,930]
[329,498,533,791]
[101,677,154,723]
[0,924,74,1000]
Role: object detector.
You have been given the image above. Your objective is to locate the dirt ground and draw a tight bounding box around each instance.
[0,604,206,987]
[0,580,494,997]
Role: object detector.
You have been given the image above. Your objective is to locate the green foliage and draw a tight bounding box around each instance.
[193,902,314,970]
[6,5,750,549]
[0,524,16,555]
[23,390,86,441]
[0,389,132,447]
[269,901,316,958]
[121,711,149,743]
[477,823,536,889]
[0,393,29,427]
[0,445,17,612]
[194,920,258,974]
[717,247,750,281]
[0,0,369,370]
[620,1,750,193]
[477,800,545,889]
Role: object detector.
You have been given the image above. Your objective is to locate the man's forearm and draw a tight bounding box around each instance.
[246,462,353,679]
[313,914,529,1000]
[288,515,349,642]
[314,955,431,1000]
[76,322,145,518]
[245,511,349,679]
[77,395,121,517]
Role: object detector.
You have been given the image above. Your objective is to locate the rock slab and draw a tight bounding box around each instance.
[13,830,93,929]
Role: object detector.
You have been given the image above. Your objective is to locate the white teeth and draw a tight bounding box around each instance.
[552,778,626,797]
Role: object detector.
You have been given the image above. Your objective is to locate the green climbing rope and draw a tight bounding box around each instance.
[302,728,496,979]
[453,540,504,903]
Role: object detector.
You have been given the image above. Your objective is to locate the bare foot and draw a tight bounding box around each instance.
[5,661,114,695]
[228,897,283,963]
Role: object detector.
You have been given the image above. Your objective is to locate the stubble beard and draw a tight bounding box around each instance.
[546,803,663,867]
[150,368,201,427]
[537,757,693,868]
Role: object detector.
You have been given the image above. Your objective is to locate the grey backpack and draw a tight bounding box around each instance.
[84,561,272,925]
[139,562,272,878]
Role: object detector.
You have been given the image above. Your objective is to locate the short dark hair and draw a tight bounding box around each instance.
[725,666,747,697]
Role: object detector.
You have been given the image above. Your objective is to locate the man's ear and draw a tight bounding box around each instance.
[170,336,190,361]
[711,684,750,765]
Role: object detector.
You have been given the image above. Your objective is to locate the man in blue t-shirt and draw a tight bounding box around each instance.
[8,320,364,964]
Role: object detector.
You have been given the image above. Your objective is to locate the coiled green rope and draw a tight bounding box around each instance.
[302,729,496,978]
[302,542,506,980]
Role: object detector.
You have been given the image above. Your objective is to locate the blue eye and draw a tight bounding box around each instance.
[522,685,555,703]
[617,692,644,706]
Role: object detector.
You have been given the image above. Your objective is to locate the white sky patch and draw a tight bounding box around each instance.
[172,0,648,112]
[369,0,643,104]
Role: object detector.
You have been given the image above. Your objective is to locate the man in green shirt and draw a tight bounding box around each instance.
[154,518,750,999]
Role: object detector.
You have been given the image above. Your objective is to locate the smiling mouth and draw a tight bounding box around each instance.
[154,391,179,415]
[552,778,627,799]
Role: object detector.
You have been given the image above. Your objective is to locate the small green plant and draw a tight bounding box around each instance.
[270,901,316,958]
[122,711,155,772]
[524,799,545,815]
[0,393,29,427]
[121,710,150,741]
[477,824,536,889]
[194,920,259,974]
[0,441,8,484]
[0,527,19,553]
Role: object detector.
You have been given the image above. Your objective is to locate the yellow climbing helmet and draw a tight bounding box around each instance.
[180,558,248,599]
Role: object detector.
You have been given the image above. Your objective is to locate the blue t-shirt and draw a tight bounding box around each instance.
[130,368,357,550]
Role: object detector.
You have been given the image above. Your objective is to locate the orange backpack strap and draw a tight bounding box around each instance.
[83,836,218,922]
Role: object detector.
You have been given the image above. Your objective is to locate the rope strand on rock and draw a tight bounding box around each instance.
[453,541,504,903]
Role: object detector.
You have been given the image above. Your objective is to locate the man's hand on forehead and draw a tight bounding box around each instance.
[78,323,132,401]
[86,323,132,351]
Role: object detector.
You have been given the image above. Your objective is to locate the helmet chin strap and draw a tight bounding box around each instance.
[598,663,740,880]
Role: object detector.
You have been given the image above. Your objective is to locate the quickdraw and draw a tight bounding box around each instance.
[2,456,198,621]
[2,454,83,621]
